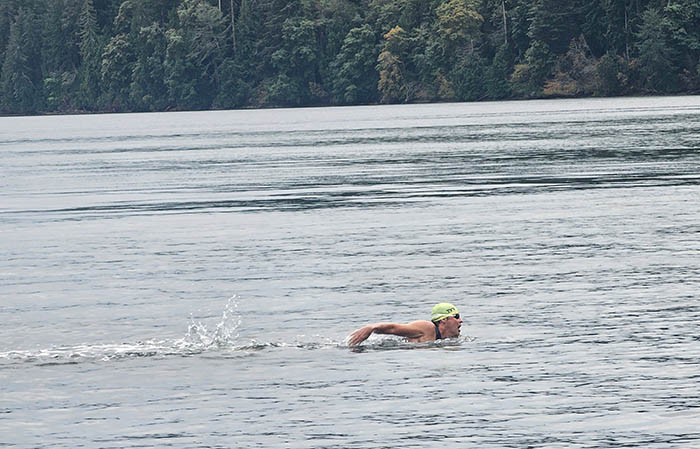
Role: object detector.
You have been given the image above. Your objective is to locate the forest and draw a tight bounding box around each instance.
[1,0,699,115]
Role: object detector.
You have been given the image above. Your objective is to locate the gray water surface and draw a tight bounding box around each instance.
[1,97,700,448]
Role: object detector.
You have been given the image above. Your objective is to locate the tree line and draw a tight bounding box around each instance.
[1,0,699,115]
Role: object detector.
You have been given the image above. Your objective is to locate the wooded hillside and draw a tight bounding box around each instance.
[2,0,699,114]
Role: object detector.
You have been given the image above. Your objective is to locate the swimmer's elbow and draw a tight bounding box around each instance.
[372,323,397,335]
[374,323,421,339]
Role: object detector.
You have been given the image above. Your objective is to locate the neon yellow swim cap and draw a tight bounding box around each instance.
[431,302,459,322]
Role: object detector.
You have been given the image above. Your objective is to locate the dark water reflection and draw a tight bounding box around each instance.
[1,97,700,448]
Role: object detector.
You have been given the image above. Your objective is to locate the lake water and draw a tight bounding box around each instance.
[1,97,699,448]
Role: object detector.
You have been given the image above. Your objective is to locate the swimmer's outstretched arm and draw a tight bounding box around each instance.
[347,322,426,346]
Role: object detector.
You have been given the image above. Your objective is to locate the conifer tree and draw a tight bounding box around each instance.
[331,24,379,105]
[1,8,40,114]
[0,1,20,72]
[636,7,678,92]
[78,0,102,108]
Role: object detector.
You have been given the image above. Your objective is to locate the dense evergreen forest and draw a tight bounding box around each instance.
[1,0,699,115]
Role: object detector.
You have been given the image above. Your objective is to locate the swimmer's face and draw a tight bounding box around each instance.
[442,314,462,338]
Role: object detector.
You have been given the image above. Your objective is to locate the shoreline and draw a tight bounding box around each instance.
[2,91,700,119]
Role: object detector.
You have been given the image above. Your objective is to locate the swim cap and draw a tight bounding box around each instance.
[431,302,459,322]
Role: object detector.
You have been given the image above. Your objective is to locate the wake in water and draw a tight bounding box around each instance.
[0,296,473,366]
[1,296,244,365]
[0,296,337,366]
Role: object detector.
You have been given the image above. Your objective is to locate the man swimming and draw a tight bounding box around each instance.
[347,302,462,346]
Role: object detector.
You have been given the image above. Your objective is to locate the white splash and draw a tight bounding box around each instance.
[0,295,245,365]
[0,296,471,365]
[178,295,242,349]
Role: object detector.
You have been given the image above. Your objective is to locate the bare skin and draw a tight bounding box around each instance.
[348,315,462,346]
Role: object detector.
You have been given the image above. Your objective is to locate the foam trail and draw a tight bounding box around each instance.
[0,296,245,365]
[0,296,343,364]
[0,297,472,365]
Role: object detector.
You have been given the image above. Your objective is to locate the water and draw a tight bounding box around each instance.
[1,97,699,448]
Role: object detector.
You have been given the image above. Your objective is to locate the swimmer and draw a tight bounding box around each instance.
[348,302,462,346]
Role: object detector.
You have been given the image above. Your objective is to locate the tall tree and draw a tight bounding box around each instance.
[164,0,227,109]
[436,0,483,59]
[0,1,20,72]
[232,0,259,79]
[376,25,409,103]
[41,0,80,111]
[331,24,379,104]
[42,0,69,74]
[507,0,532,57]
[78,0,102,109]
[257,0,303,73]
[214,0,260,107]
[176,0,228,77]
[636,7,678,92]
[312,0,363,98]
[1,8,41,114]
[485,43,514,98]
[579,0,608,57]
[527,0,578,54]
[664,0,700,85]
[101,34,134,109]
[130,24,169,110]
[602,0,633,58]
[269,17,321,105]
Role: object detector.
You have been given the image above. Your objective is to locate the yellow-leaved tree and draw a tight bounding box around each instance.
[436,0,483,59]
[376,26,409,103]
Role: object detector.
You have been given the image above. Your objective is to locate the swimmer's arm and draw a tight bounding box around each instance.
[348,322,426,346]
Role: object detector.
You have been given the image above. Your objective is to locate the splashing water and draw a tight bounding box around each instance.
[0,296,472,366]
[0,296,245,366]
[179,295,243,349]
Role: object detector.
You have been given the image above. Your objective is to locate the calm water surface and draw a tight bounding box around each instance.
[1,97,700,448]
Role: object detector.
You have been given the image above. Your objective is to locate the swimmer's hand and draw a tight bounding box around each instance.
[348,325,374,346]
